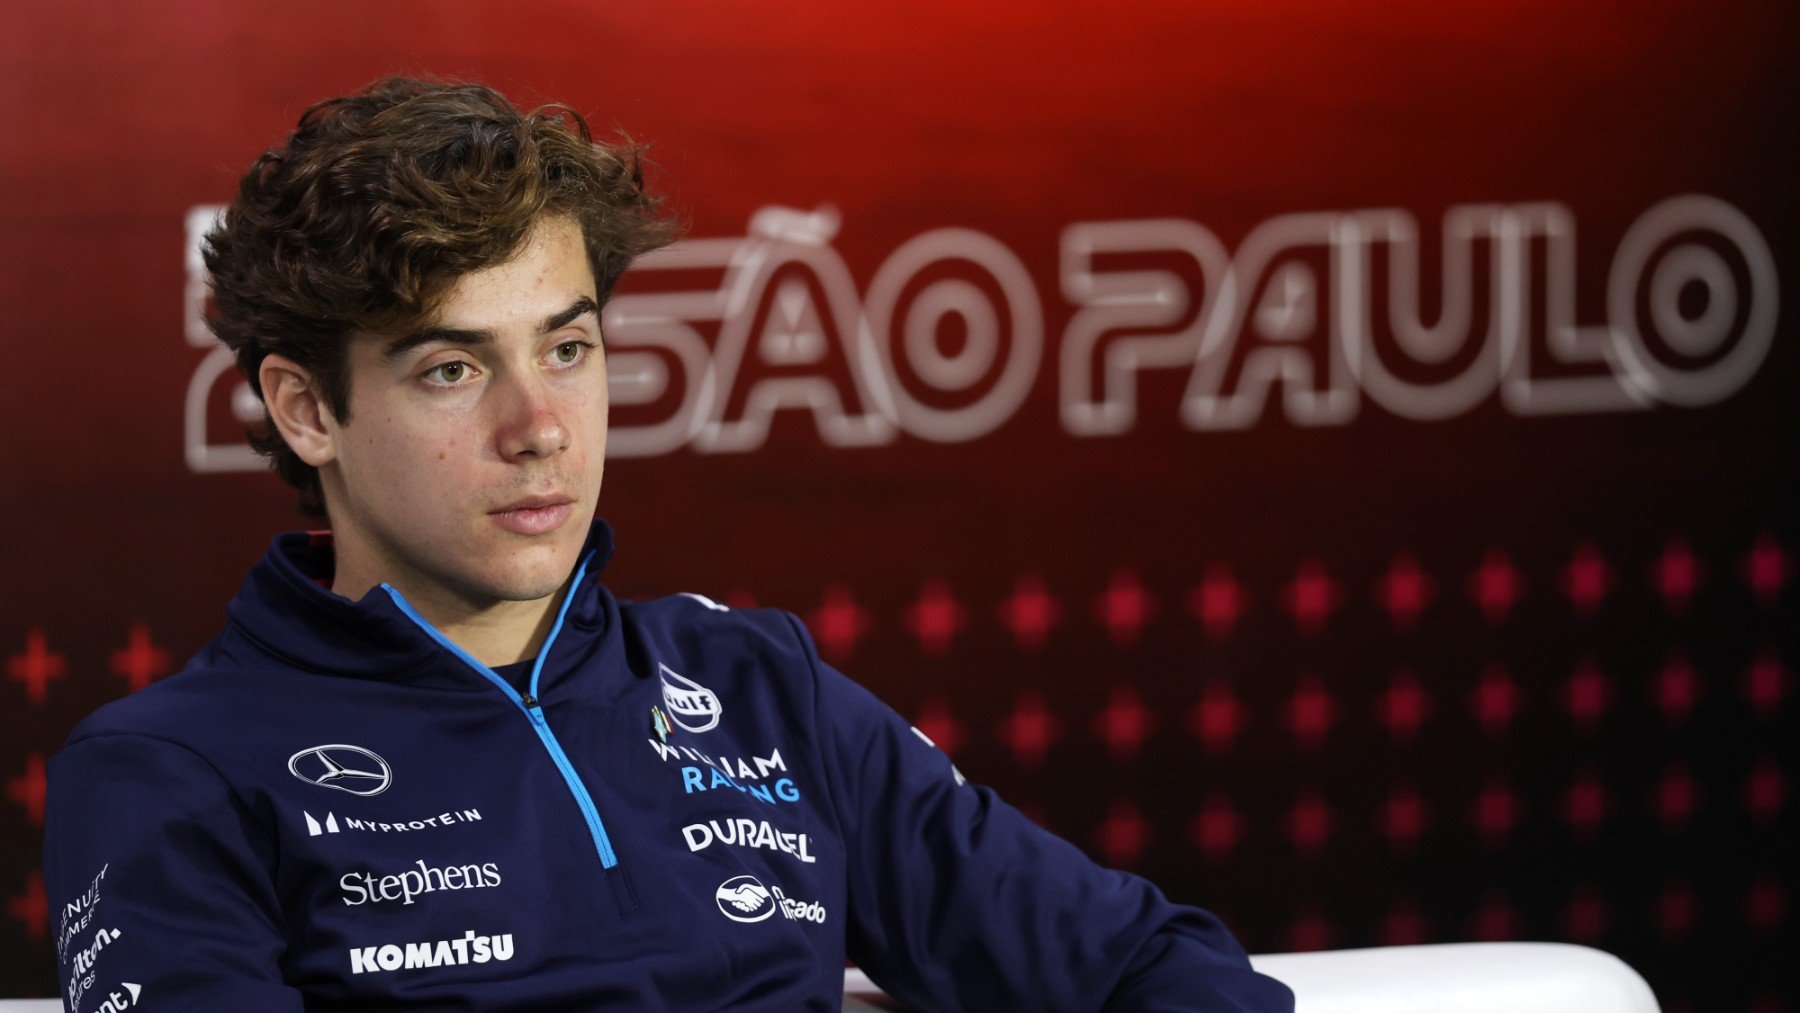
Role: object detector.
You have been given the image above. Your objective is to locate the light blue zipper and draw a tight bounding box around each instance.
[381,551,618,868]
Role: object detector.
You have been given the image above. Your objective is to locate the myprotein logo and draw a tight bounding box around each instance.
[303,808,484,837]
[340,859,502,907]
[683,818,816,863]
[349,930,515,974]
[714,875,826,926]
[288,744,392,796]
[659,665,722,732]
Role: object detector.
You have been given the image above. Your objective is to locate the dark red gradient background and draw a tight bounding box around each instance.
[2,2,1795,1007]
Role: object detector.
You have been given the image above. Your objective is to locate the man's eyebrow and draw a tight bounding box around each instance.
[382,296,599,364]
[542,296,599,335]
[381,325,493,364]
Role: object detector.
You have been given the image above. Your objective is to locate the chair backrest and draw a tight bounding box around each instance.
[13,943,1662,1013]
[1248,942,1659,1013]
[844,942,1659,1012]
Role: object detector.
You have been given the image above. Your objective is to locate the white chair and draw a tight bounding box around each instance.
[10,944,1659,1012]
[1249,943,1659,1012]
[842,942,1660,1012]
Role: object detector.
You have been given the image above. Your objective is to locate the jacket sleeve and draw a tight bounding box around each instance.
[784,616,1294,1013]
[42,732,305,1012]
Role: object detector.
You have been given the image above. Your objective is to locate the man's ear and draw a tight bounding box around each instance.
[259,354,339,468]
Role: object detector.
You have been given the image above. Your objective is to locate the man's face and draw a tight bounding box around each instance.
[320,215,607,609]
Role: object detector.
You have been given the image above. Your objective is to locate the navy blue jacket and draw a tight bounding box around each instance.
[43,521,1293,1011]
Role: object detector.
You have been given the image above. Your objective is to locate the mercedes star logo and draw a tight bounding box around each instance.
[287,744,392,796]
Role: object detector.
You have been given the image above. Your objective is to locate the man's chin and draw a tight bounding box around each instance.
[406,534,586,610]
[474,555,585,605]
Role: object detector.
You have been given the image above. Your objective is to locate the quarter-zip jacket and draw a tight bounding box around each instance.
[43,521,1294,1012]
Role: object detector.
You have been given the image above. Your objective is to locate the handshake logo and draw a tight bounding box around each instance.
[714,875,827,925]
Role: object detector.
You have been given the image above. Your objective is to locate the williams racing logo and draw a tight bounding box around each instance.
[714,875,826,925]
[659,665,722,733]
[288,744,392,796]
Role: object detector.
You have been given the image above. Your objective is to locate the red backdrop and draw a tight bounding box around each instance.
[3,2,1795,1007]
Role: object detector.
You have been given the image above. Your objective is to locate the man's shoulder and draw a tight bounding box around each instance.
[614,592,826,713]
[617,592,815,660]
[618,590,773,621]
[60,650,279,757]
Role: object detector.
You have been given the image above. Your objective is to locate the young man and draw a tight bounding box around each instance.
[43,78,1293,1011]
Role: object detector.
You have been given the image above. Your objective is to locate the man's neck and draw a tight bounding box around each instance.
[333,569,568,669]
[420,591,565,669]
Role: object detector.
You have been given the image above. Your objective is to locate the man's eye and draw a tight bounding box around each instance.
[553,341,590,365]
[425,361,468,384]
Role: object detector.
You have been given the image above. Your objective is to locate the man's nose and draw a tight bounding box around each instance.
[495,373,569,459]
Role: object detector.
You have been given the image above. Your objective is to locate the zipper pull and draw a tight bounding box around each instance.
[521,693,540,709]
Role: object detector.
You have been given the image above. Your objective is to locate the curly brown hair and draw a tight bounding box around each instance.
[203,76,678,516]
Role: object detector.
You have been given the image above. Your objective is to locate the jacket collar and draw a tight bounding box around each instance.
[223,519,618,689]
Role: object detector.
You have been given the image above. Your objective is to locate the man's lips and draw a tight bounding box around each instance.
[488,496,576,535]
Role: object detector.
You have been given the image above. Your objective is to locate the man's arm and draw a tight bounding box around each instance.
[784,614,1294,1013]
[42,734,305,1011]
